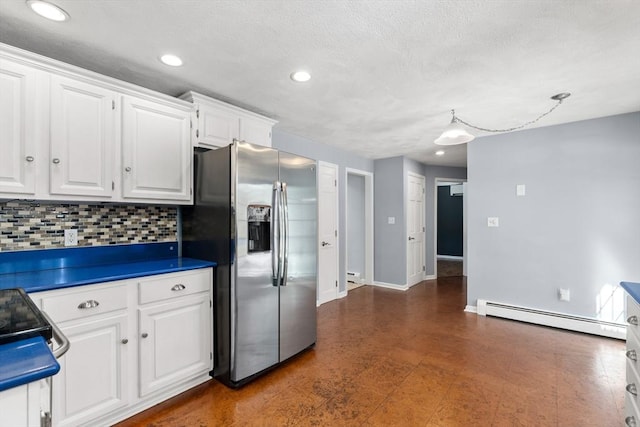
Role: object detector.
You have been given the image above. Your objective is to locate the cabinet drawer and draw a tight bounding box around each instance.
[626,385,640,426]
[628,326,640,376]
[138,269,210,305]
[41,284,127,323]
[629,295,640,338]
[627,358,640,413]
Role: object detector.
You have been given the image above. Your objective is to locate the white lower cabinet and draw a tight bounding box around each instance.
[31,268,213,427]
[626,295,640,427]
[139,293,211,397]
[53,313,128,426]
[0,382,43,427]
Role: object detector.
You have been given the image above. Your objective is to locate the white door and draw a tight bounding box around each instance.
[138,293,210,397]
[50,75,114,197]
[0,59,37,196]
[53,313,128,427]
[407,172,425,286]
[317,161,338,305]
[121,95,191,201]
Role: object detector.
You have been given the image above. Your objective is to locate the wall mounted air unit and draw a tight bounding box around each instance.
[450,184,464,197]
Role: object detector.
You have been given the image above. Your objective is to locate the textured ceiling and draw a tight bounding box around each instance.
[1,0,639,167]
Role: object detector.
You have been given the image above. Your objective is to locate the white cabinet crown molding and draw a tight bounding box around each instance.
[179,90,277,126]
[0,42,192,113]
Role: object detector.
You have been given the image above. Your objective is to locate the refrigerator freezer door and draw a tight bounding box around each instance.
[278,151,317,361]
[233,142,280,382]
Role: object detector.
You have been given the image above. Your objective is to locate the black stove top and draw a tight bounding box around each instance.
[0,288,52,345]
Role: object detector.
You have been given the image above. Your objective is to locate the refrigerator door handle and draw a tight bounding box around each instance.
[281,182,289,286]
[272,181,282,286]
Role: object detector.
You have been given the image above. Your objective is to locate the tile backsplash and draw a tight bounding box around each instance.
[0,201,177,252]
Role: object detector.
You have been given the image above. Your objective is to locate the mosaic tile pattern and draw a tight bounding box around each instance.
[0,202,177,252]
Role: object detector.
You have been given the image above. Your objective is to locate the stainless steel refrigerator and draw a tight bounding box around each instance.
[182,141,317,388]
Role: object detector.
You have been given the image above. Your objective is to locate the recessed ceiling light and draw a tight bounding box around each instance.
[290,70,311,83]
[435,150,445,156]
[27,0,69,21]
[160,54,183,67]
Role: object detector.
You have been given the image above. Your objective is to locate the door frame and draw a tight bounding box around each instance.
[317,160,339,306]
[344,168,374,293]
[406,171,426,287]
[434,177,467,278]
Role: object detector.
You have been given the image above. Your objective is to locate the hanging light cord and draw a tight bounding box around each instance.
[452,93,570,133]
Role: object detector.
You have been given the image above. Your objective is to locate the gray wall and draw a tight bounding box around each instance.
[347,174,365,277]
[467,112,640,321]
[374,157,406,285]
[424,166,467,276]
[273,129,374,293]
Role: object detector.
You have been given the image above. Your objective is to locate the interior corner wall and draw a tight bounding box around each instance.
[374,156,406,285]
[467,112,640,321]
[272,129,374,294]
[423,165,467,276]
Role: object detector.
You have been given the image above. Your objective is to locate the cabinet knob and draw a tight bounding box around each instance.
[629,315,639,326]
[627,383,638,397]
[121,338,128,344]
[52,158,61,164]
[125,167,131,172]
[627,416,637,427]
[25,156,34,162]
[171,284,186,291]
[627,350,638,362]
[77,300,100,309]
[141,332,148,338]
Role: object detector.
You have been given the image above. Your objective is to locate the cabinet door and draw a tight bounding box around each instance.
[122,96,191,201]
[50,75,114,197]
[138,293,210,397]
[52,313,128,427]
[239,116,272,147]
[197,105,239,148]
[0,59,37,195]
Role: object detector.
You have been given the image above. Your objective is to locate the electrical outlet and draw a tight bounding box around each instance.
[388,216,395,225]
[487,217,499,227]
[64,229,78,247]
[559,288,570,302]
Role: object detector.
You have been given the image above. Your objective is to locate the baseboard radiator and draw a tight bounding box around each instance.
[476,299,626,340]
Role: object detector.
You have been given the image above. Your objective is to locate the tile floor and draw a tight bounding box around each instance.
[116,276,624,426]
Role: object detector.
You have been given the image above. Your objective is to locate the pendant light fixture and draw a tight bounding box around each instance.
[434,93,571,145]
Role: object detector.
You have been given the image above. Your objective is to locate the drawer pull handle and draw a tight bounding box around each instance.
[627,416,637,427]
[121,338,128,345]
[25,156,34,162]
[628,350,638,362]
[77,300,100,309]
[627,383,638,397]
[141,332,148,338]
[171,284,186,291]
[629,315,639,326]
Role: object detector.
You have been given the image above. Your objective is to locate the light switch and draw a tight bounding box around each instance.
[388,216,395,225]
[516,184,526,196]
[487,217,499,227]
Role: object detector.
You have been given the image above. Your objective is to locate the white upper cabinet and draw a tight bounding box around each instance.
[0,44,194,204]
[0,58,37,195]
[197,104,239,148]
[121,95,191,202]
[180,91,277,149]
[50,75,115,197]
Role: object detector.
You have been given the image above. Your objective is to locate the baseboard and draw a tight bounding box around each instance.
[437,255,463,261]
[373,281,409,291]
[338,290,348,299]
[464,305,477,313]
[424,274,436,281]
[476,299,625,340]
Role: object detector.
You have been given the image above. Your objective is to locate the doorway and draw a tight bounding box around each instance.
[434,178,467,278]
[345,168,374,293]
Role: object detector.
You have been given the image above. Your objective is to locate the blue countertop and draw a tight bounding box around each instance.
[622,282,640,304]
[0,337,60,392]
[0,242,215,293]
[0,242,216,393]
